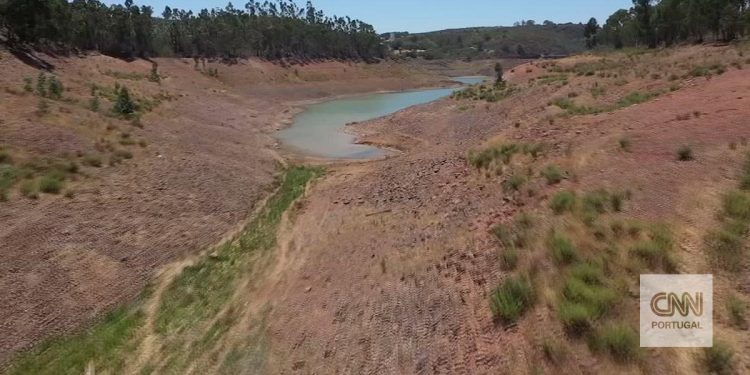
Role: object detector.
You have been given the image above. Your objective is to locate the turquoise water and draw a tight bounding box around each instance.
[277,76,487,159]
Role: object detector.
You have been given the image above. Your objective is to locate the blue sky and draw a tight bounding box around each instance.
[105,0,634,33]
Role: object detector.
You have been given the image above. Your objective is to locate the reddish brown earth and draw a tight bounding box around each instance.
[259,45,750,374]
[3,43,750,374]
[0,50,460,365]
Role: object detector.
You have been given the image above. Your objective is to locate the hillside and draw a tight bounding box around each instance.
[385,23,587,59]
[4,43,750,374]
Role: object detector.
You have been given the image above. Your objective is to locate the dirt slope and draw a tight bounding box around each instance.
[0,51,449,365]
[258,45,750,374]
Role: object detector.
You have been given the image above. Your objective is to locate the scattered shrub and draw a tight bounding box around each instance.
[727,294,746,327]
[503,175,525,192]
[19,180,38,199]
[676,145,693,161]
[618,137,632,152]
[47,76,63,99]
[38,175,64,194]
[704,342,734,375]
[489,275,536,324]
[589,324,639,362]
[541,165,564,185]
[722,191,750,221]
[113,86,136,115]
[550,190,576,214]
[500,249,519,270]
[550,233,578,264]
[23,77,33,92]
[37,99,49,116]
[558,301,594,335]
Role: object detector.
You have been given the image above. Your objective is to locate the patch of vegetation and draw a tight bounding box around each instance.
[19,180,39,199]
[489,275,536,324]
[103,70,147,81]
[467,142,544,172]
[452,82,517,102]
[550,190,576,214]
[8,166,321,374]
[616,90,661,108]
[492,213,534,251]
[630,225,677,273]
[727,294,747,327]
[38,174,64,194]
[82,155,103,168]
[7,307,145,375]
[541,164,564,185]
[704,342,734,375]
[541,338,567,364]
[503,174,526,192]
[589,324,639,363]
[113,86,137,116]
[155,166,322,336]
[549,232,578,264]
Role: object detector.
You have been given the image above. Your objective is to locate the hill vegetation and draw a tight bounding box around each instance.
[384,22,586,60]
[593,0,750,48]
[0,0,384,61]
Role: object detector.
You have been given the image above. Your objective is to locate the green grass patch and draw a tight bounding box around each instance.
[7,307,145,375]
[589,324,639,363]
[704,342,734,375]
[541,164,564,185]
[155,166,322,336]
[727,294,747,327]
[39,174,65,194]
[549,233,578,264]
[489,275,536,324]
[550,190,576,214]
[616,91,661,108]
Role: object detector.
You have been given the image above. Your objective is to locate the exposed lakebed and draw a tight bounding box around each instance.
[277,76,487,159]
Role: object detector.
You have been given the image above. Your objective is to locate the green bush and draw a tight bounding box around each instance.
[590,324,639,362]
[0,150,11,164]
[706,226,745,271]
[541,165,564,185]
[503,175,526,192]
[550,190,576,214]
[113,86,136,115]
[619,137,632,152]
[38,175,64,194]
[550,233,578,264]
[47,76,64,99]
[722,191,750,221]
[490,276,536,324]
[630,238,677,273]
[704,342,734,375]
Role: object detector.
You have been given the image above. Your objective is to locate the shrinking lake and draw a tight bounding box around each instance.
[277,76,487,159]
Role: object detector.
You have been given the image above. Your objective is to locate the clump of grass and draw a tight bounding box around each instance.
[704,342,734,375]
[19,180,39,199]
[541,165,564,185]
[503,174,525,192]
[541,338,567,364]
[499,248,519,270]
[630,226,677,272]
[489,275,536,324]
[722,191,750,221]
[589,324,639,363]
[727,294,746,327]
[677,145,694,161]
[550,190,576,214]
[558,264,618,335]
[38,175,64,194]
[492,213,534,250]
[549,232,578,264]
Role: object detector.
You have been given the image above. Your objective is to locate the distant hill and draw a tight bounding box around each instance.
[382,23,586,59]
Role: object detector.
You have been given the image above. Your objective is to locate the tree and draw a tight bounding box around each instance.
[632,0,656,48]
[516,44,526,57]
[584,17,600,48]
[113,86,136,115]
[494,62,504,85]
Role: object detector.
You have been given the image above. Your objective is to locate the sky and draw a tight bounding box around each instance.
[104,0,634,34]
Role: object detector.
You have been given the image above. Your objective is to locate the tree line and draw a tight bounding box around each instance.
[586,0,750,49]
[0,0,385,61]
